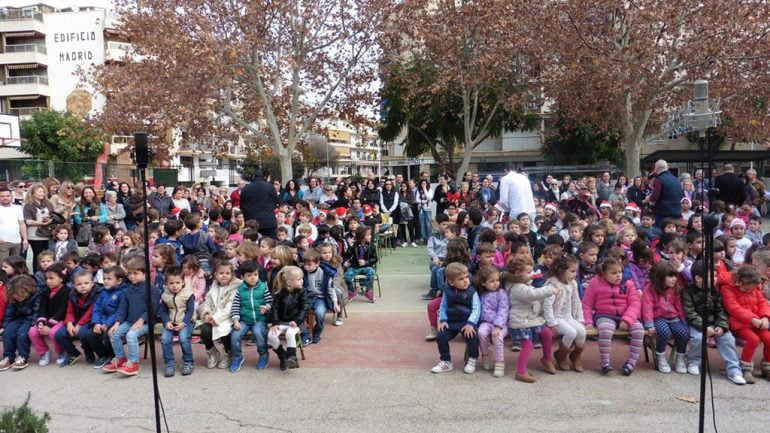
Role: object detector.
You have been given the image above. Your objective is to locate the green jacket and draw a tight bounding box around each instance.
[231,281,273,324]
[682,283,730,332]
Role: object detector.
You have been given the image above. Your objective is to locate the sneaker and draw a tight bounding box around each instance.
[401,243,408,248]
[334,317,344,326]
[493,362,505,378]
[312,335,322,344]
[533,342,542,349]
[621,362,634,376]
[302,336,312,346]
[431,361,453,373]
[674,353,687,374]
[511,342,521,352]
[206,347,220,369]
[55,352,67,366]
[364,291,374,303]
[286,355,298,369]
[102,357,127,373]
[60,353,81,368]
[218,352,231,369]
[164,364,175,377]
[601,364,613,375]
[412,242,418,248]
[182,363,193,376]
[656,352,671,374]
[118,361,139,376]
[464,357,477,374]
[687,363,700,376]
[230,356,244,373]
[425,327,438,341]
[0,357,12,371]
[257,353,269,369]
[93,357,110,369]
[482,355,492,371]
[12,357,28,370]
[38,351,51,367]
[346,291,358,302]
[728,371,747,385]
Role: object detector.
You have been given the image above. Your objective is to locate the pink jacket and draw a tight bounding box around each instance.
[582,277,641,327]
[641,282,686,328]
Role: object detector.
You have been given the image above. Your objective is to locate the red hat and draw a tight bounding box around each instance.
[170,207,181,216]
[625,202,640,212]
[545,202,558,212]
[600,200,612,209]
[362,204,373,216]
[335,207,348,217]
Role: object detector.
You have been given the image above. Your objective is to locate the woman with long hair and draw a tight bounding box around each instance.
[50,180,77,222]
[416,179,434,242]
[282,179,304,206]
[23,183,55,271]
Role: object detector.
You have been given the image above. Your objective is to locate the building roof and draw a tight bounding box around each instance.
[642,149,770,163]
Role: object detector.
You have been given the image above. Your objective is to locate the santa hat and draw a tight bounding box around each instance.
[335,207,348,217]
[681,197,692,204]
[545,202,558,212]
[600,201,612,209]
[625,202,640,213]
[731,218,746,228]
[362,204,373,216]
[170,208,181,217]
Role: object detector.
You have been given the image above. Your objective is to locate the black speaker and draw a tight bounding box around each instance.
[134,132,150,168]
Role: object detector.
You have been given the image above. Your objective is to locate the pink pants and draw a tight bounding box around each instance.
[478,322,507,363]
[28,322,64,356]
[427,297,441,328]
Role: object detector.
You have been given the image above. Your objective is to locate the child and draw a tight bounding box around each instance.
[54,271,97,367]
[424,214,450,300]
[49,225,78,261]
[318,243,347,326]
[343,226,378,302]
[198,261,242,369]
[180,213,220,274]
[642,262,689,374]
[747,215,764,245]
[683,261,746,385]
[119,231,143,263]
[267,245,296,292]
[268,265,309,370]
[475,266,509,378]
[29,263,70,367]
[618,227,637,260]
[159,266,195,377]
[104,257,152,376]
[431,262,480,374]
[301,249,339,345]
[543,255,586,372]
[0,275,41,370]
[640,212,662,241]
[229,260,273,372]
[224,240,240,270]
[576,241,599,299]
[505,255,559,383]
[582,258,644,375]
[34,250,56,292]
[719,266,770,384]
[155,219,185,263]
[88,225,116,256]
[84,266,127,369]
[258,237,277,272]
[182,255,207,305]
[730,219,752,265]
[563,223,583,256]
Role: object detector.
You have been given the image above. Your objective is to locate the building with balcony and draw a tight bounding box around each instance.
[324,121,383,178]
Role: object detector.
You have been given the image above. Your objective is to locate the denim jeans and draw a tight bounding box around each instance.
[3,319,32,359]
[688,327,741,376]
[54,323,95,357]
[110,322,148,363]
[429,265,443,294]
[344,267,376,293]
[230,321,268,359]
[161,324,194,365]
[420,210,433,241]
[301,297,327,342]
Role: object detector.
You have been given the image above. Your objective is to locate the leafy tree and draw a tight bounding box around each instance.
[542,115,623,167]
[20,110,106,182]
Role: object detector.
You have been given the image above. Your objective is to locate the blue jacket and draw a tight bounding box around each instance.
[303,262,337,309]
[654,171,683,217]
[439,285,480,326]
[155,237,184,264]
[3,290,42,327]
[180,231,219,263]
[73,203,107,225]
[91,283,127,327]
[115,282,156,324]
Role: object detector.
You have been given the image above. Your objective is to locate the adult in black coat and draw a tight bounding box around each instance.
[713,164,745,207]
[240,168,279,239]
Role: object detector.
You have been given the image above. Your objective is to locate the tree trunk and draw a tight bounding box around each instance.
[623,129,643,177]
[278,149,294,184]
[455,141,474,182]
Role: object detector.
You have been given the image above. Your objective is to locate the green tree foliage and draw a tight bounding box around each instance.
[685,127,726,151]
[542,115,623,166]
[19,110,106,182]
[0,393,51,433]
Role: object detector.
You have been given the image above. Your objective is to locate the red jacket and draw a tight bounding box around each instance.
[582,277,641,327]
[719,274,770,332]
[641,282,686,328]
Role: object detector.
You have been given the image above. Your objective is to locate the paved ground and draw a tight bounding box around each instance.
[3,245,770,432]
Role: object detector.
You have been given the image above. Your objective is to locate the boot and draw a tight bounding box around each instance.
[273,346,287,371]
[554,343,571,371]
[570,345,585,373]
[425,327,437,341]
[656,352,671,374]
[741,360,756,384]
[493,362,505,378]
[286,347,299,369]
[206,347,220,369]
[540,357,556,375]
[761,361,770,381]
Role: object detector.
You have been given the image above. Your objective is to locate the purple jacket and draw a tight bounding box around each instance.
[628,262,648,293]
[479,289,509,329]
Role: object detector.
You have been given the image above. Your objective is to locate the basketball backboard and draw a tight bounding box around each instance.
[0,113,20,147]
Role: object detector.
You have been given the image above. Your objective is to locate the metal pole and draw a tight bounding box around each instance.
[325,140,330,182]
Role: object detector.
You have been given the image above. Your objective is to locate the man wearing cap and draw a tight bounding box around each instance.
[647,160,683,229]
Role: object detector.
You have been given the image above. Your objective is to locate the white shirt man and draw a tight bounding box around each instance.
[497,167,536,219]
[0,188,28,261]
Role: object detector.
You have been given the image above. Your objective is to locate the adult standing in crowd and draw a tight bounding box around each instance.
[305,177,323,206]
[240,167,279,239]
[596,171,613,203]
[282,179,304,207]
[746,168,766,214]
[648,160,683,228]
[361,179,382,206]
[432,175,452,215]
[149,183,173,217]
[23,183,54,272]
[713,164,745,207]
[498,164,536,222]
[171,186,191,213]
[0,186,27,261]
[693,168,709,202]
[626,176,646,208]
[50,181,77,224]
[230,178,246,208]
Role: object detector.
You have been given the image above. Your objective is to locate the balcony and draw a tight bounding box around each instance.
[105,41,133,62]
[0,75,49,97]
[0,11,46,35]
[9,106,45,118]
[0,44,47,65]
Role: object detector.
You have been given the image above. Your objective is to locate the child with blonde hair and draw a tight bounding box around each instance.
[267,265,309,370]
[543,255,586,372]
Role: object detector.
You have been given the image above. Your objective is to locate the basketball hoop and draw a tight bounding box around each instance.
[0,138,20,147]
